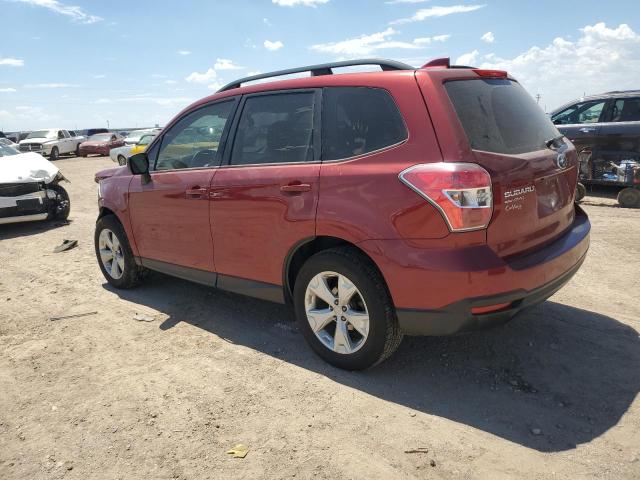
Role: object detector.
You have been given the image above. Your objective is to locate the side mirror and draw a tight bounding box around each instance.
[129,153,151,184]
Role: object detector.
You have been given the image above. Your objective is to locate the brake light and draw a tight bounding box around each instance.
[472,69,508,78]
[399,163,493,232]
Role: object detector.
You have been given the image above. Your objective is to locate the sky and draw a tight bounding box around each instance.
[0,0,639,131]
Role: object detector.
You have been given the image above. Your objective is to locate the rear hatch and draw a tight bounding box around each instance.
[438,75,578,257]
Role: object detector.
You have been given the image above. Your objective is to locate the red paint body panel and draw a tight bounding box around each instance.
[128,169,215,271]
[210,163,320,284]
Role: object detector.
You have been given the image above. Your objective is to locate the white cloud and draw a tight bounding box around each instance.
[207,81,225,91]
[185,68,217,84]
[479,23,640,110]
[164,80,178,85]
[14,105,60,123]
[92,74,106,79]
[214,58,242,70]
[14,0,102,24]
[0,88,17,92]
[178,50,191,56]
[24,83,79,88]
[264,40,284,51]
[455,50,479,65]
[272,0,328,6]
[263,17,272,27]
[0,110,11,119]
[392,4,485,24]
[481,31,495,43]
[311,28,449,56]
[0,57,24,67]
[94,98,111,104]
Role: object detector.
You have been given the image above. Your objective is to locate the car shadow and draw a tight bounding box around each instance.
[0,219,71,240]
[104,273,640,453]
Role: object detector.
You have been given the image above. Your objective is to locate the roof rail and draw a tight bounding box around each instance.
[605,89,640,94]
[217,58,415,92]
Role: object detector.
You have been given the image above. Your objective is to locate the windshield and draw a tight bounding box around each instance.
[0,144,20,157]
[89,134,112,141]
[27,130,55,139]
[445,78,560,155]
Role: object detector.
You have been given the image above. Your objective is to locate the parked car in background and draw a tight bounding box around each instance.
[94,58,590,370]
[551,90,640,207]
[79,133,125,157]
[110,133,157,165]
[18,129,83,160]
[79,128,109,138]
[5,132,30,144]
[0,143,70,224]
[123,128,162,147]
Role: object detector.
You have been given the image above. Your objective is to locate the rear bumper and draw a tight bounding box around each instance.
[396,252,586,335]
[359,206,590,336]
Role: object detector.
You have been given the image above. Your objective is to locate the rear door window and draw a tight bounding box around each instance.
[446,78,560,154]
[321,87,407,161]
[609,98,640,122]
[229,92,316,166]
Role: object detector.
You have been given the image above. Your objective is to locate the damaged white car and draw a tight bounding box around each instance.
[0,143,70,225]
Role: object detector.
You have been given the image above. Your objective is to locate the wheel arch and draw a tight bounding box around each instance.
[283,236,390,305]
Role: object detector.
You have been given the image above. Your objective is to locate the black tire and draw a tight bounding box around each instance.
[46,184,70,220]
[94,215,147,289]
[49,147,59,161]
[118,155,127,166]
[618,187,640,208]
[575,183,586,202]
[75,144,81,156]
[293,247,403,370]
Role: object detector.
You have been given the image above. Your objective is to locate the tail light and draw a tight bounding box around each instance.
[399,163,493,232]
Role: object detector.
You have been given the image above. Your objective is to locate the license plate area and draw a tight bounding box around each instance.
[16,198,44,212]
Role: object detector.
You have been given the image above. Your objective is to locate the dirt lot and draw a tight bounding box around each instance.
[1,156,638,480]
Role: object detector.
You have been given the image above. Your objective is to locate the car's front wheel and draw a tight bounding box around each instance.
[49,147,59,161]
[294,247,403,370]
[618,187,640,208]
[95,215,147,289]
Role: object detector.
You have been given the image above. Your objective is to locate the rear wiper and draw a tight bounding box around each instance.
[545,134,565,149]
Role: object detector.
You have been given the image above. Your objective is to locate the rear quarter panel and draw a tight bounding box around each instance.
[316,73,450,242]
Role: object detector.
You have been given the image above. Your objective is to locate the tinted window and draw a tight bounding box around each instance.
[322,87,407,161]
[446,79,560,155]
[156,101,234,171]
[552,100,606,125]
[610,98,640,122]
[230,93,315,166]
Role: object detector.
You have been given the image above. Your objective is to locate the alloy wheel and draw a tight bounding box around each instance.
[98,228,125,279]
[304,271,370,354]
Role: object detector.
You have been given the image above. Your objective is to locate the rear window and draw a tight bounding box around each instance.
[322,87,407,161]
[445,79,560,155]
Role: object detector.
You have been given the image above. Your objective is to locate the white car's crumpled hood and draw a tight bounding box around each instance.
[0,152,60,184]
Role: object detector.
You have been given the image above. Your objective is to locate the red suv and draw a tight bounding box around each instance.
[94,58,590,370]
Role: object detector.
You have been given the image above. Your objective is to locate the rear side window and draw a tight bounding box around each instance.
[230,92,315,166]
[610,98,640,122]
[446,79,560,155]
[322,87,407,161]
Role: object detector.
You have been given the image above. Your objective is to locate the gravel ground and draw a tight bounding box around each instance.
[1,156,639,480]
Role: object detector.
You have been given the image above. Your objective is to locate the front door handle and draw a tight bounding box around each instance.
[579,127,596,133]
[185,186,208,199]
[280,183,312,193]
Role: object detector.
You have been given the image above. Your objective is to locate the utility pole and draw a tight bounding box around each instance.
[107,120,110,130]
[535,94,541,104]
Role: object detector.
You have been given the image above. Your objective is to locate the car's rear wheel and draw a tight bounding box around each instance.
[294,247,402,370]
[95,215,147,288]
[618,187,640,208]
[50,147,59,161]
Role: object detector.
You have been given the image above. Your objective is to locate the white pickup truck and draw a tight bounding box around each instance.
[18,129,84,160]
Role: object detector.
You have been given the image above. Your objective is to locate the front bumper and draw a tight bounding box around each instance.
[359,206,591,336]
[80,147,108,156]
[0,188,50,224]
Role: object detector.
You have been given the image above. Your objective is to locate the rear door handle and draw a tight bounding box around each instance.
[185,186,208,199]
[579,127,596,133]
[280,183,312,193]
